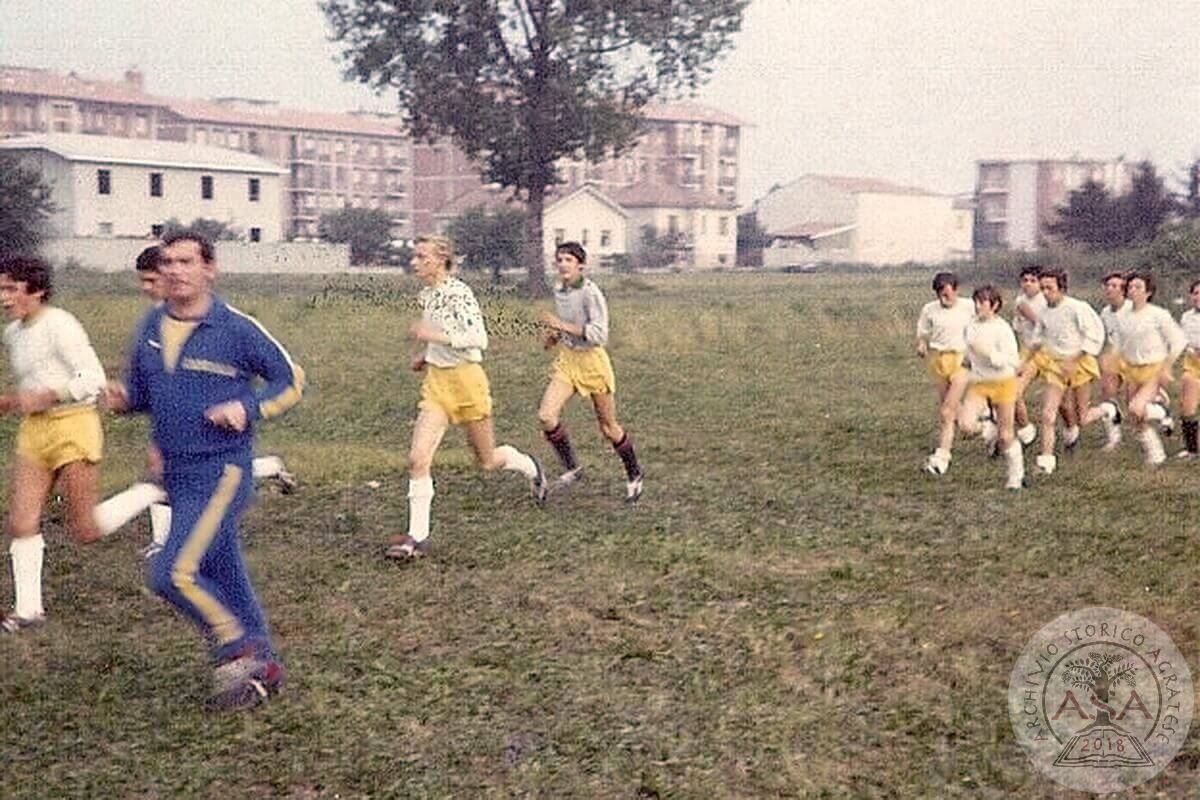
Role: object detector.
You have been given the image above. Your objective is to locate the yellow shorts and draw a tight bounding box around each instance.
[1018,345,1034,364]
[1120,360,1168,390]
[926,350,966,382]
[16,406,103,471]
[1099,347,1125,378]
[551,347,616,397]
[1031,351,1100,390]
[968,377,1018,406]
[1182,353,1200,381]
[419,363,493,425]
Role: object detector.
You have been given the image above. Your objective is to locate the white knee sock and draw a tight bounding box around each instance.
[149,503,172,547]
[252,455,284,479]
[407,478,434,543]
[93,482,167,538]
[10,535,45,619]
[495,445,537,479]
[1005,440,1024,486]
[1146,403,1167,422]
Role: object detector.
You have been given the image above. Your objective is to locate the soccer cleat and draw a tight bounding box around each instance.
[384,534,428,561]
[1005,475,1026,490]
[552,465,585,493]
[625,474,644,504]
[1035,454,1056,475]
[1063,425,1081,451]
[0,613,44,634]
[141,542,164,561]
[1016,424,1037,447]
[274,468,297,495]
[529,457,548,504]
[1160,416,1175,438]
[923,451,949,476]
[207,656,285,712]
[1175,449,1196,460]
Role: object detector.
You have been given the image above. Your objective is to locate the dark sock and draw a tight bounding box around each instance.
[612,433,641,480]
[544,424,578,470]
[1184,417,1198,453]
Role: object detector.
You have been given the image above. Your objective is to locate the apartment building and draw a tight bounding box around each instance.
[0,65,412,241]
[975,157,1134,251]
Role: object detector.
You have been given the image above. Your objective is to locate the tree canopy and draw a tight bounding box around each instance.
[0,154,55,259]
[1048,161,1175,249]
[322,0,748,293]
[318,207,394,265]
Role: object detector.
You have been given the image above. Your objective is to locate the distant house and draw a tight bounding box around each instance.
[975,157,1133,251]
[612,182,738,269]
[432,183,629,269]
[756,174,973,267]
[0,132,286,241]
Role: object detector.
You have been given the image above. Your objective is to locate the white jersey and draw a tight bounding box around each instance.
[916,297,974,352]
[1117,303,1185,366]
[1180,308,1200,352]
[3,306,106,408]
[965,316,1020,382]
[1100,299,1131,351]
[1036,296,1105,359]
[1012,291,1046,348]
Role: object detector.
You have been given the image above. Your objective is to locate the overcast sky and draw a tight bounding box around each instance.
[4,0,1199,203]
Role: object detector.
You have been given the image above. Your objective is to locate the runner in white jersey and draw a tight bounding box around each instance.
[956,286,1025,489]
[1011,266,1045,445]
[1024,268,1105,475]
[915,272,974,475]
[1089,271,1185,466]
[1096,271,1131,450]
[1177,279,1200,457]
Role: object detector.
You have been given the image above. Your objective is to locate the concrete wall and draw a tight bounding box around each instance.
[1007,162,1039,251]
[854,193,973,265]
[755,177,856,233]
[42,238,351,273]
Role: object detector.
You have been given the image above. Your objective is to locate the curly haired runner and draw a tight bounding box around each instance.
[386,236,546,560]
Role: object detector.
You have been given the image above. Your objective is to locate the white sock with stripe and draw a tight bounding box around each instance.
[495,445,537,479]
[149,503,172,547]
[10,535,45,619]
[407,478,434,543]
[93,482,167,537]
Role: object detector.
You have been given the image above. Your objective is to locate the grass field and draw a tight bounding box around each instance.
[1,269,1198,798]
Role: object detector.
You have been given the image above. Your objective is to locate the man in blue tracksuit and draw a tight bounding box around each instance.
[107,231,305,710]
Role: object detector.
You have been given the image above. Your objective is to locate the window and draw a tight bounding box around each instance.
[151,224,164,237]
[249,227,262,242]
[229,131,241,149]
[554,228,566,245]
[149,172,163,197]
[248,178,260,202]
[581,228,589,246]
[719,216,729,236]
[668,215,679,235]
[600,230,611,248]
[201,175,214,199]
[97,169,111,195]
[98,222,113,236]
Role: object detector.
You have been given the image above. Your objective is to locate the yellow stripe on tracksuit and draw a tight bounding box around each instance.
[171,464,244,646]
[226,304,306,419]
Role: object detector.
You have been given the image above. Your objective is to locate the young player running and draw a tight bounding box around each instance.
[537,242,644,503]
[915,272,974,475]
[1177,279,1200,458]
[385,236,546,560]
[1090,271,1184,466]
[1011,266,1045,445]
[1095,271,1131,450]
[956,286,1025,489]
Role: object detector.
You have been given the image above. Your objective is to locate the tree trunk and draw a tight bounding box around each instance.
[524,181,549,297]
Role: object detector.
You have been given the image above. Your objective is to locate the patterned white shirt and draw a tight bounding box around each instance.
[3,306,106,408]
[418,276,488,367]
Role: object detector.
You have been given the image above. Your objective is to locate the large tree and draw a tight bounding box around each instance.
[322,0,748,294]
[319,207,394,264]
[0,154,55,259]
[446,206,527,282]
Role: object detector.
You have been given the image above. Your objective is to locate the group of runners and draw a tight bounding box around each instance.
[917,265,1196,489]
[0,231,642,712]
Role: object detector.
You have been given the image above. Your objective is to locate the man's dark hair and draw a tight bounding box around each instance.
[0,255,53,301]
[136,245,163,274]
[931,272,958,293]
[162,230,215,263]
[1040,266,1068,292]
[555,241,587,264]
[1019,265,1042,280]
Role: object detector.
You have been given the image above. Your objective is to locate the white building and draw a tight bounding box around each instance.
[756,175,972,267]
[543,185,628,260]
[612,182,738,269]
[0,132,286,242]
[975,157,1134,251]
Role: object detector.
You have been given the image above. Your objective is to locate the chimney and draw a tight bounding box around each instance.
[124,67,144,91]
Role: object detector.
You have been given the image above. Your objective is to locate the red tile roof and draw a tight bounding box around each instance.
[611,181,736,210]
